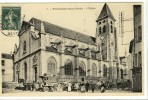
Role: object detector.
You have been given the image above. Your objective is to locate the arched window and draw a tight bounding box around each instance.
[79,61,86,76]
[92,63,97,77]
[47,57,57,75]
[111,25,113,33]
[121,69,123,79]
[24,62,27,80]
[65,60,73,75]
[103,25,106,33]
[103,64,107,77]
[23,41,26,53]
[99,27,101,34]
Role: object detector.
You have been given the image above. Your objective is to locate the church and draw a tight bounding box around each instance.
[13,3,120,83]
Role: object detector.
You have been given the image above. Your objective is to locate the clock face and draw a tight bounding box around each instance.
[100,36,104,40]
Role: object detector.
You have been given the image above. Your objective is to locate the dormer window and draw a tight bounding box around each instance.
[23,41,27,54]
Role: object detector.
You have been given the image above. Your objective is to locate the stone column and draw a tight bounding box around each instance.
[59,37,65,78]
[86,49,91,77]
[74,46,79,77]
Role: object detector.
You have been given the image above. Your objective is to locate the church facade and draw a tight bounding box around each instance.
[13,4,119,83]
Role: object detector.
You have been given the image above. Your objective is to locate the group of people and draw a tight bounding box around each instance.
[77,81,106,93]
[65,80,106,93]
[23,79,107,93]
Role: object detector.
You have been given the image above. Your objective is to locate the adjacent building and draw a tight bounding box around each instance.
[1,53,13,82]
[129,5,142,92]
[13,4,120,83]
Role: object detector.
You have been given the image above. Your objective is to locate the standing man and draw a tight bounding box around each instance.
[91,83,95,93]
[85,81,90,92]
[100,81,106,93]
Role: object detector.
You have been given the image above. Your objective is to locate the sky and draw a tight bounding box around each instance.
[0,2,143,57]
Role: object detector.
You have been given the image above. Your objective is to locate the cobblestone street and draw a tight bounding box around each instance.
[2,88,132,95]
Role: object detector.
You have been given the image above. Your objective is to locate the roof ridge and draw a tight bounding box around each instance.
[30,17,96,45]
[30,17,95,38]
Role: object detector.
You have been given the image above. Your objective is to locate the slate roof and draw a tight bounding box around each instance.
[29,18,96,45]
[1,53,12,59]
[96,3,115,22]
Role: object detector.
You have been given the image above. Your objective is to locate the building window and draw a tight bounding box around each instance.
[99,22,101,25]
[138,25,142,41]
[99,27,101,34]
[103,64,107,77]
[111,25,113,33]
[1,60,5,66]
[23,41,27,54]
[120,69,123,79]
[65,60,73,75]
[111,21,113,24]
[79,62,86,76]
[102,54,107,61]
[138,52,142,66]
[2,70,5,75]
[102,43,105,46]
[92,63,97,77]
[103,25,106,33]
[103,20,106,23]
[47,57,56,75]
[134,54,138,66]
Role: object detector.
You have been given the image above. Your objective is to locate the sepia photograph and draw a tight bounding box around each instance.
[0,1,146,97]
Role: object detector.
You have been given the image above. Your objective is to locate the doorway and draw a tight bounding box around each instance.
[24,62,27,81]
[34,67,37,82]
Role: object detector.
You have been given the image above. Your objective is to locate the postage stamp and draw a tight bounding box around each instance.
[2,7,21,30]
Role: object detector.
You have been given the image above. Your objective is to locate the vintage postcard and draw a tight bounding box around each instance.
[0,2,145,97]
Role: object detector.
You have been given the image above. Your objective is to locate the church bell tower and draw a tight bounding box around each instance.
[96,3,117,66]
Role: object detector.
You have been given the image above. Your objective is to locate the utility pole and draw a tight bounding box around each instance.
[119,11,133,45]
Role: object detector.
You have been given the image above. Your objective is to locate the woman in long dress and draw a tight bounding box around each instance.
[68,82,72,92]
[80,82,85,93]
